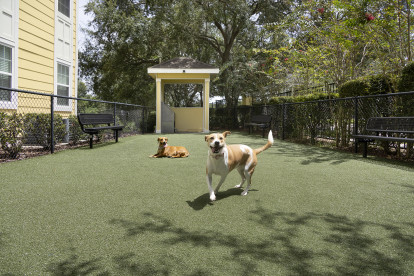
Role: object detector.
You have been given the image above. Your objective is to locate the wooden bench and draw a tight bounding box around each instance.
[245,115,272,138]
[77,113,124,148]
[352,117,414,158]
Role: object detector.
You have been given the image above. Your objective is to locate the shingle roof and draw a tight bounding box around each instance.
[150,57,217,69]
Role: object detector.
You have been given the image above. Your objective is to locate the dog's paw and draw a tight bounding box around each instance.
[210,194,216,201]
[235,184,242,188]
[241,190,248,196]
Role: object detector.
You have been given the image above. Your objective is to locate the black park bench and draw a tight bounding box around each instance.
[77,113,124,148]
[245,115,272,138]
[352,117,414,158]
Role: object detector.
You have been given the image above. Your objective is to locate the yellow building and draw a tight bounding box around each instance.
[0,0,78,114]
[148,57,219,133]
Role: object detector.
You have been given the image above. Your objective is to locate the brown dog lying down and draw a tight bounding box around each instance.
[149,137,189,158]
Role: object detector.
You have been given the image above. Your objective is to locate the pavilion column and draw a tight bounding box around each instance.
[161,80,165,102]
[156,77,162,133]
[203,78,210,133]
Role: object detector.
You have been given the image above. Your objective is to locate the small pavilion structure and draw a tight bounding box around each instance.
[147,57,219,133]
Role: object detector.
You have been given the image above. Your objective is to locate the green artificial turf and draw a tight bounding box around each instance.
[1,132,414,275]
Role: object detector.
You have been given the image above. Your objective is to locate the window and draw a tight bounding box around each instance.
[57,63,69,106]
[0,0,17,109]
[0,0,14,41]
[56,19,71,61]
[0,44,12,101]
[58,0,70,18]
[56,0,71,62]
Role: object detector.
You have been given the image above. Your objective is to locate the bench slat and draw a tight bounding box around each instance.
[249,115,272,124]
[353,116,414,158]
[77,113,124,148]
[366,117,414,133]
[78,113,114,125]
[246,115,271,138]
[353,135,414,143]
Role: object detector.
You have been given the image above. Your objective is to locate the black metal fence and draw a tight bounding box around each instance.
[2,86,413,159]
[0,87,152,158]
[277,82,337,97]
[210,91,414,158]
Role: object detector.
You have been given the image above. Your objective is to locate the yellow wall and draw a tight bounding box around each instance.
[242,96,252,106]
[171,107,204,132]
[15,0,77,114]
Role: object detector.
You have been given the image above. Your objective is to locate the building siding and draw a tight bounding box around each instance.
[15,0,77,114]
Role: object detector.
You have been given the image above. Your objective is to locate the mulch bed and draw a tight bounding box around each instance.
[0,141,90,163]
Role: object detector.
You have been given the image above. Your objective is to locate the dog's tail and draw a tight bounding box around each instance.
[254,130,274,155]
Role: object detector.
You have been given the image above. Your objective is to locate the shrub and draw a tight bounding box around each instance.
[269,93,339,105]
[395,62,414,116]
[338,79,369,98]
[293,92,339,103]
[68,115,87,144]
[23,113,67,149]
[0,112,26,159]
[0,112,5,132]
[269,96,294,105]
[398,62,414,92]
[339,75,394,98]
[367,74,394,95]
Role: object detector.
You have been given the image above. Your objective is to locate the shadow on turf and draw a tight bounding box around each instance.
[46,248,110,276]
[107,205,414,275]
[78,140,117,150]
[186,188,258,210]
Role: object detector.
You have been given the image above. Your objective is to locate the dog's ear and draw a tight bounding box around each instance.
[157,137,161,142]
[165,138,168,142]
[205,135,209,141]
[222,131,231,137]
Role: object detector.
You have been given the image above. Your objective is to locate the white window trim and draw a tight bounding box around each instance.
[54,0,73,112]
[0,0,19,110]
[54,62,72,112]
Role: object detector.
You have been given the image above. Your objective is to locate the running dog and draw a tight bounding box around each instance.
[150,137,189,158]
[205,130,273,201]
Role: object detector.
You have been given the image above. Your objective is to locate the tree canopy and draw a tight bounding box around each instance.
[79,0,413,106]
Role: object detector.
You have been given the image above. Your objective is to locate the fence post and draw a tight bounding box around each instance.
[142,107,146,134]
[113,103,117,125]
[50,96,54,154]
[282,103,285,140]
[354,96,359,153]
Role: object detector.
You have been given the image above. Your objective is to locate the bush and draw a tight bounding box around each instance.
[68,115,87,144]
[339,75,394,98]
[338,79,369,98]
[0,112,26,159]
[23,113,67,149]
[293,92,339,103]
[398,62,414,92]
[367,74,394,95]
[395,62,414,116]
[269,93,339,105]
[269,96,294,105]
[0,112,5,132]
